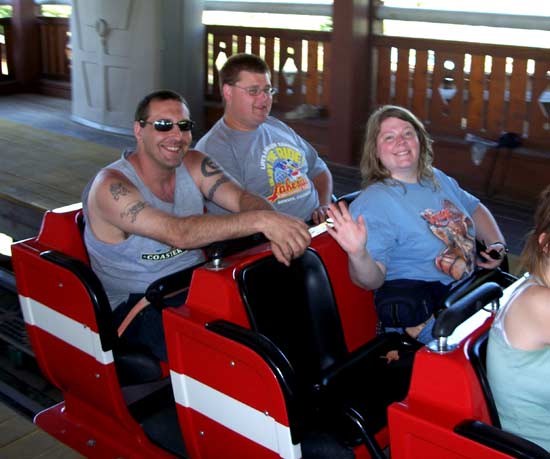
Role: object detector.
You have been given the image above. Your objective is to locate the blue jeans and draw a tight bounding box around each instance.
[384,318,435,345]
[113,291,188,361]
[376,279,451,344]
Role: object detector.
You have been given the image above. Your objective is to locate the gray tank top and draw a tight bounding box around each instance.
[82,150,205,309]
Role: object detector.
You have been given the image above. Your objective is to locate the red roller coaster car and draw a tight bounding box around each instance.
[10,204,550,459]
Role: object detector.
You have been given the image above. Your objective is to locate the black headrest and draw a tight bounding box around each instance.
[239,250,348,378]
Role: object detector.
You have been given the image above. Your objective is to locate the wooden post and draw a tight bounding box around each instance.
[329,0,379,166]
[11,0,40,91]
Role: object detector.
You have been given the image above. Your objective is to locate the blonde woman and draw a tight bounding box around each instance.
[327,105,505,344]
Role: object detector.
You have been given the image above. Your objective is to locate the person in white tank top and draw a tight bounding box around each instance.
[487,184,550,451]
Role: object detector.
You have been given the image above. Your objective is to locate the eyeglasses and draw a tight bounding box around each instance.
[139,119,195,132]
[232,84,278,97]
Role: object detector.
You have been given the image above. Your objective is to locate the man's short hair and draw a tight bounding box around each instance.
[219,53,271,92]
[134,89,188,122]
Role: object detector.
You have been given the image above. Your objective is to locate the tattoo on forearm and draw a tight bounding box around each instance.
[207,176,230,201]
[110,182,130,201]
[201,157,223,177]
[121,201,146,223]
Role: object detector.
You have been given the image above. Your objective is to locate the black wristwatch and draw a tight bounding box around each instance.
[487,241,508,260]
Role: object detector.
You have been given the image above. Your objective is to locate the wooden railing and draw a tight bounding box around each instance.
[373,35,550,150]
[205,24,332,112]
[204,24,550,150]
[0,16,70,82]
[36,16,70,81]
[0,17,14,81]
[4,16,549,151]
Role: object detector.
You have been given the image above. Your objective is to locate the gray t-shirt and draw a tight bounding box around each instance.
[195,116,329,220]
[82,150,205,309]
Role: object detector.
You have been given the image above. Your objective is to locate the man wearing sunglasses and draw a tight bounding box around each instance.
[196,53,333,225]
[82,89,311,361]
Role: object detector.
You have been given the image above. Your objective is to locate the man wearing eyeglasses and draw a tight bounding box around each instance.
[82,89,311,361]
[196,53,333,225]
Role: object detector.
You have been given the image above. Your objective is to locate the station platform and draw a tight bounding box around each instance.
[0,401,83,458]
[0,94,132,244]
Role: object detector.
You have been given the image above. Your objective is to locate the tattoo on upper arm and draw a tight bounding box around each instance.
[110,182,130,201]
[201,157,223,177]
[121,201,146,223]
[207,176,230,201]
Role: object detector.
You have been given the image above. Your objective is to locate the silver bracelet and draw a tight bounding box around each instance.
[491,241,509,253]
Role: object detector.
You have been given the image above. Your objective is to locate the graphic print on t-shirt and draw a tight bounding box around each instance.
[261,142,311,203]
[141,247,187,261]
[421,199,475,280]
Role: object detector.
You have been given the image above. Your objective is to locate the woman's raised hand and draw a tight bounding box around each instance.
[326,201,367,255]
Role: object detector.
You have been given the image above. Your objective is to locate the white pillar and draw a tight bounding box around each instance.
[160,0,205,134]
[70,0,205,136]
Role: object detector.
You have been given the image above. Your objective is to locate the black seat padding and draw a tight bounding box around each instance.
[240,249,349,380]
[41,250,163,385]
[128,382,187,458]
[455,420,550,459]
[468,331,501,428]
[230,249,412,458]
[458,331,550,458]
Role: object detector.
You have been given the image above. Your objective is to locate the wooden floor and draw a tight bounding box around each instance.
[0,94,133,243]
[0,402,83,458]
[0,94,132,151]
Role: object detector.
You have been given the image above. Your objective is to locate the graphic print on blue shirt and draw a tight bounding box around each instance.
[261,142,311,203]
[421,199,475,280]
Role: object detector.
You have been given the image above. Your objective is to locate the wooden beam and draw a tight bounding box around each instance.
[329,0,376,166]
[11,0,40,91]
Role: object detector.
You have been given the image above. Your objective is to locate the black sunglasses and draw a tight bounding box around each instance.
[139,119,195,132]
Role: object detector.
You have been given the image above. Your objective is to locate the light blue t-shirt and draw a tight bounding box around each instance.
[195,116,329,220]
[349,169,479,284]
[487,276,550,452]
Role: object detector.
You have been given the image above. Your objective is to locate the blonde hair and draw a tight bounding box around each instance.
[519,185,550,287]
[360,105,436,189]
